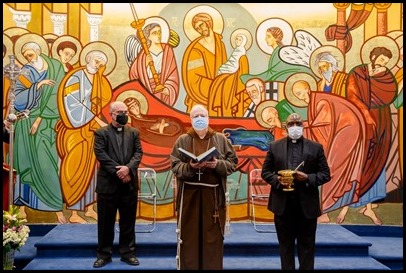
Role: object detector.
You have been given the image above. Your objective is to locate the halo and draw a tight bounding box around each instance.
[386,30,403,40]
[140,16,170,44]
[395,35,403,68]
[309,45,344,78]
[14,33,49,66]
[80,41,116,76]
[256,18,293,55]
[43,33,59,46]
[183,5,224,42]
[361,35,399,70]
[386,31,403,68]
[116,89,149,116]
[3,34,14,68]
[395,35,403,49]
[3,27,30,41]
[51,35,83,65]
[230,28,253,51]
[255,100,279,128]
[284,73,317,107]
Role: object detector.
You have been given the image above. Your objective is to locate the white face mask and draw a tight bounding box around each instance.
[192,116,208,130]
[287,126,303,140]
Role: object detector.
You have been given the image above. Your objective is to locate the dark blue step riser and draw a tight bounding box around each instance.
[15,224,402,270]
[34,243,370,258]
[378,260,403,270]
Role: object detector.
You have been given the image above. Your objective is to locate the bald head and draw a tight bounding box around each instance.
[286,113,303,127]
[110,101,127,113]
[190,104,208,118]
[262,106,281,128]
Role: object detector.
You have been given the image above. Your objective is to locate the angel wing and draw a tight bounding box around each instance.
[279,30,321,67]
[125,30,180,67]
[124,34,142,67]
[168,29,180,48]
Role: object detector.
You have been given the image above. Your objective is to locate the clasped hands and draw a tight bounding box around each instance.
[190,158,218,169]
[116,165,131,183]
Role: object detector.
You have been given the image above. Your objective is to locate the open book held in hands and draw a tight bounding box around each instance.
[178,146,219,163]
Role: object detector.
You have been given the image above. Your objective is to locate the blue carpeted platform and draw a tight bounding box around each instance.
[16,222,402,270]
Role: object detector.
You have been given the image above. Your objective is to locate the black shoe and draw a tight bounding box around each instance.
[120,256,140,266]
[93,258,112,268]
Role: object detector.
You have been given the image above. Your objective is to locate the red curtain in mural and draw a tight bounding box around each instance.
[325,3,374,53]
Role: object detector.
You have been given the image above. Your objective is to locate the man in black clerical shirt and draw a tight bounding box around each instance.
[93,101,143,268]
[261,113,331,270]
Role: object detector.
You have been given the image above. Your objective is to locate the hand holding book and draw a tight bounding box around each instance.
[203,158,217,169]
[178,146,219,163]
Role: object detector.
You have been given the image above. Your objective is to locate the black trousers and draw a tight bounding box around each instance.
[96,188,138,259]
[274,194,317,270]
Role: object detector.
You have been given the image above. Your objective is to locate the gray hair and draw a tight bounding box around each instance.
[22,42,41,54]
[85,50,108,64]
[315,51,339,72]
[190,104,208,117]
[109,101,126,113]
[245,77,264,92]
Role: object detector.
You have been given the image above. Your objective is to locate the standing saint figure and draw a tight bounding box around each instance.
[56,43,116,215]
[127,17,180,106]
[12,34,66,223]
[182,11,228,112]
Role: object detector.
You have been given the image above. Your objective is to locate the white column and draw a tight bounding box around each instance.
[86,13,102,42]
[9,8,31,28]
[50,13,67,36]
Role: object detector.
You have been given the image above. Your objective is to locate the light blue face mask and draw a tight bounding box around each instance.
[287,126,303,140]
[192,116,208,130]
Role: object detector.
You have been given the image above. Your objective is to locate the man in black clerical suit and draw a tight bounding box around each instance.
[93,100,143,268]
[261,113,331,270]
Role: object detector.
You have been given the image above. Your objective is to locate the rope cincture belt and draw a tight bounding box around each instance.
[184,181,219,187]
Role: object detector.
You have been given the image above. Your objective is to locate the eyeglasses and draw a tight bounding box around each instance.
[286,122,303,127]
